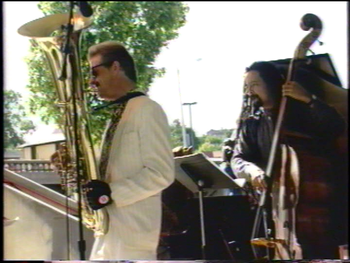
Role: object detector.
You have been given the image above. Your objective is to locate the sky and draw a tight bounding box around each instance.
[3,1,348,143]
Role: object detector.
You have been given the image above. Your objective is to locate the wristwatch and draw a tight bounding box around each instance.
[307,94,317,106]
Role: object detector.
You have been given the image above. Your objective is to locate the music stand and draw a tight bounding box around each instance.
[174,153,243,259]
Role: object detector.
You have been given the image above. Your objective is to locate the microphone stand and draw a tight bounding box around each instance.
[59,1,74,81]
[197,179,207,260]
[58,1,86,259]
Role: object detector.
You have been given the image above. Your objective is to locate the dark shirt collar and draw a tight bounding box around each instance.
[92,92,145,112]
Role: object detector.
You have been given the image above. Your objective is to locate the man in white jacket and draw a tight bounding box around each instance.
[84,41,175,260]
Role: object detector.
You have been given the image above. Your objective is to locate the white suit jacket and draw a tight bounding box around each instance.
[90,96,175,260]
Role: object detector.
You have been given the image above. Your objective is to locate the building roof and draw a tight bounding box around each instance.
[18,133,66,148]
[18,137,66,148]
[19,125,66,148]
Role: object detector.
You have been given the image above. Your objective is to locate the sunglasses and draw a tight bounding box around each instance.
[90,60,116,78]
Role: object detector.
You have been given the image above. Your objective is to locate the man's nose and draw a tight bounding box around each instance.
[246,87,253,96]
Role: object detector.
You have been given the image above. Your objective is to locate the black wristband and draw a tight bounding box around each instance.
[84,180,112,210]
[307,94,317,106]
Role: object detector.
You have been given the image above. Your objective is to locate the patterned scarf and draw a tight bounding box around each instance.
[99,102,127,181]
[98,92,145,180]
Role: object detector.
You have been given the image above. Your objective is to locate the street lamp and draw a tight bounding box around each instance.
[176,58,202,148]
[182,102,197,149]
[177,69,188,147]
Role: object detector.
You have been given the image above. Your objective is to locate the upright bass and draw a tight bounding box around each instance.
[251,13,323,260]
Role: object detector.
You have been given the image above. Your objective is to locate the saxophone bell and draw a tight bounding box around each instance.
[18,12,109,236]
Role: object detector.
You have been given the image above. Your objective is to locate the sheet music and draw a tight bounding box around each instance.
[174,153,242,193]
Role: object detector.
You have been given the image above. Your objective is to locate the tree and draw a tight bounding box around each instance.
[169,119,199,149]
[197,135,223,152]
[25,1,188,144]
[169,119,183,148]
[4,90,36,149]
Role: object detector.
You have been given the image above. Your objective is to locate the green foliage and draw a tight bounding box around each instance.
[169,120,233,153]
[4,90,36,149]
[198,142,219,152]
[197,135,223,152]
[169,121,233,153]
[25,1,188,144]
[169,119,200,150]
[188,127,200,149]
[169,119,184,148]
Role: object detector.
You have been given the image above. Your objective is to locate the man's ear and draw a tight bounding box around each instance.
[112,60,121,72]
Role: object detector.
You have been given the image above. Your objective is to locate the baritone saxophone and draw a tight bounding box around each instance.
[18,13,109,236]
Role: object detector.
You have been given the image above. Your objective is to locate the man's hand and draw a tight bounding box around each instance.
[83,180,112,210]
[282,81,312,104]
[245,165,267,192]
[251,172,267,193]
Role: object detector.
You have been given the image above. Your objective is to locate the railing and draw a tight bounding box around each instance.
[4,159,55,173]
[4,159,60,184]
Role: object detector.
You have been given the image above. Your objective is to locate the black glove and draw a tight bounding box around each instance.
[83,180,112,210]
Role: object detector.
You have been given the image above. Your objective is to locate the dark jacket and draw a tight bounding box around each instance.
[231,98,345,179]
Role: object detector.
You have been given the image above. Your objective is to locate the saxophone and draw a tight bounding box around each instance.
[18,13,108,236]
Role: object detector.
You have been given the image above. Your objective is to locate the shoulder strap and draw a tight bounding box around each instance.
[92,92,145,112]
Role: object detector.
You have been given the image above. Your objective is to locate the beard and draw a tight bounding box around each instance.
[250,94,263,109]
[242,94,263,118]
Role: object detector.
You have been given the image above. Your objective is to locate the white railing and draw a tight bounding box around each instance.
[4,160,60,184]
[4,159,56,173]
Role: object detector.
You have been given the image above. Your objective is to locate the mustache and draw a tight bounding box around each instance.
[245,94,262,108]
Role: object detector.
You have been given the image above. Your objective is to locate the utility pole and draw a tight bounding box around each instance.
[177,69,188,147]
[183,102,197,149]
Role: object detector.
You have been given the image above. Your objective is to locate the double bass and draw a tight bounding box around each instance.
[251,13,324,260]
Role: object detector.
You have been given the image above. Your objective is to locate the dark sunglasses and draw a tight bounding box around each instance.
[90,60,116,77]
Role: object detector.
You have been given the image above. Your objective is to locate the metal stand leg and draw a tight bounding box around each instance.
[198,187,206,259]
[218,228,235,260]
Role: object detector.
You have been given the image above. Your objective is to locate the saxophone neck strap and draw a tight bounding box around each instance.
[92,92,146,112]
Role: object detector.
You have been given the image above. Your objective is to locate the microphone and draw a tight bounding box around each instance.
[77,1,93,17]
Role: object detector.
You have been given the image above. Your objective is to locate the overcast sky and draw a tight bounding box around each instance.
[4,1,348,142]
